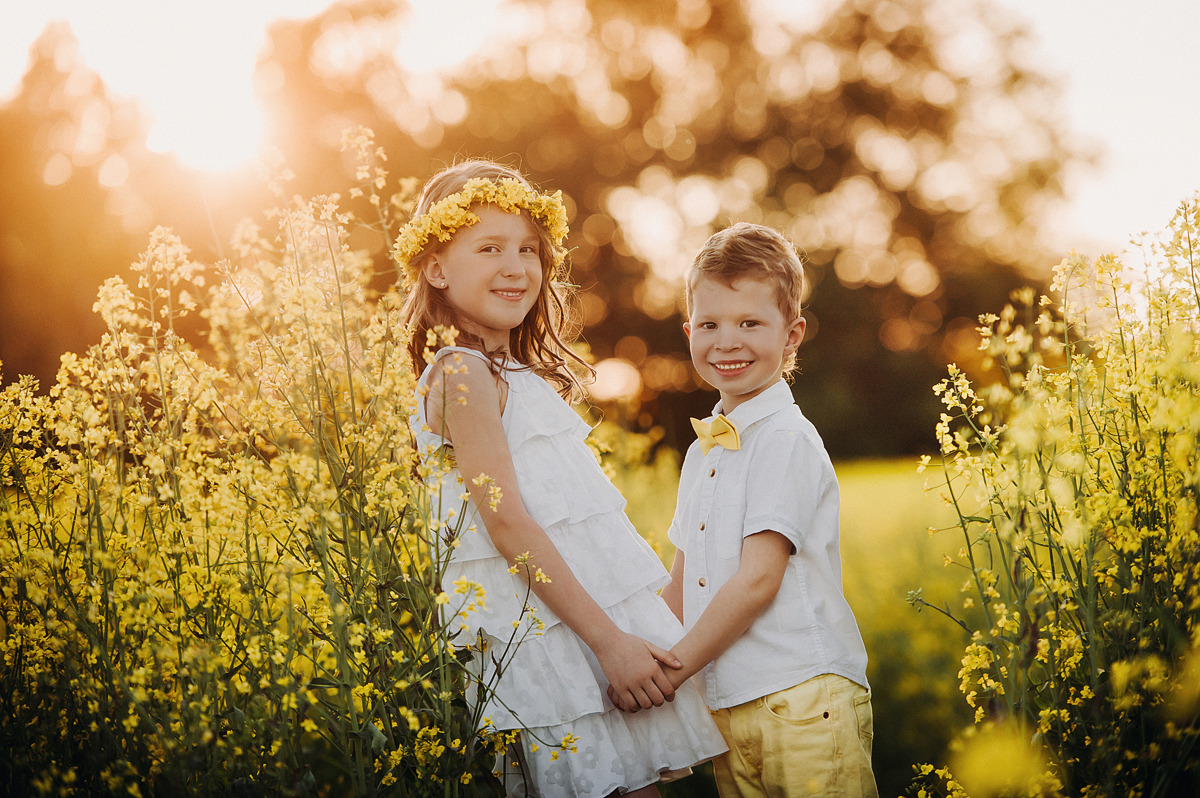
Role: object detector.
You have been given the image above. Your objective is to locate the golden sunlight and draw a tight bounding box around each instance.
[588,358,643,403]
[4,0,501,174]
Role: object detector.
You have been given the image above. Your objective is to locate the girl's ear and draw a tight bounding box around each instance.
[422,255,446,287]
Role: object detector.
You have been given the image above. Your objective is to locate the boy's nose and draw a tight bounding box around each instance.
[715,329,742,349]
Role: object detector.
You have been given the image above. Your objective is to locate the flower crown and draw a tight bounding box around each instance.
[394,177,569,285]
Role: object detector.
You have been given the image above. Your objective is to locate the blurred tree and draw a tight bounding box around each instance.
[0,25,272,387]
[1,0,1083,458]
[0,23,144,386]
[257,0,1083,457]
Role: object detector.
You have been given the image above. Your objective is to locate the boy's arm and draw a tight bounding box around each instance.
[664,530,792,690]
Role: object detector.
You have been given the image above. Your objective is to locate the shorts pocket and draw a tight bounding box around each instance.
[763,682,830,726]
[853,689,875,749]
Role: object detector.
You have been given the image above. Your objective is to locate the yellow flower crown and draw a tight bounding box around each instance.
[394,177,569,285]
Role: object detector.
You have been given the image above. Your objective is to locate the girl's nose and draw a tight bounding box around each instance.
[499,251,523,277]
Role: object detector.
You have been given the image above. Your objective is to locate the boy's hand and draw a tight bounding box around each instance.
[595,633,681,711]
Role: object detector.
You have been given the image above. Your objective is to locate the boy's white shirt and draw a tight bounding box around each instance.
[668,380,869,710]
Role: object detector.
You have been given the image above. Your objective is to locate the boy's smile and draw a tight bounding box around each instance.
[684,275,805,412]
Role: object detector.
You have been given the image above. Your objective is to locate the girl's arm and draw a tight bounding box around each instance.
[434,356,680,710]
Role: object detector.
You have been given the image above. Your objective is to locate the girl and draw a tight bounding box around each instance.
[397,160,726,797]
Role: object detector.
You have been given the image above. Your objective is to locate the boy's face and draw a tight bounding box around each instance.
[684,274,805,413]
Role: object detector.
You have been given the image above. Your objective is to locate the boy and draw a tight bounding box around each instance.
[661,222,875,796]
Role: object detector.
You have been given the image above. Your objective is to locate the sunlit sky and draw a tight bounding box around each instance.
[990,0,1200,253]
[0,0,503,170]
[3,0,1199,254]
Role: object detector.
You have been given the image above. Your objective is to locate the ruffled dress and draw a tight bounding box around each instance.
[414,347,726,797]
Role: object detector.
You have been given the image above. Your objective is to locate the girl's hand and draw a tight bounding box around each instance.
[597,633,681,712]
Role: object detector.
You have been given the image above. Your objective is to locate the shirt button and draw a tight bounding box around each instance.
[699,522,705,531]
[698,578,707,587]
[708,468,716,477]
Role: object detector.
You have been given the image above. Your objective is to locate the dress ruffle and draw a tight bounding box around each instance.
[509,430,629,529]
[500,694,723,798]
[444,514,667,644]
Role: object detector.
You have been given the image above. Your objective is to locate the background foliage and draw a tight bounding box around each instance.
[0,0,1086,457]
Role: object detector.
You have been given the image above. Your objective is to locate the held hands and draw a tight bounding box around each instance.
[597,634,683,713]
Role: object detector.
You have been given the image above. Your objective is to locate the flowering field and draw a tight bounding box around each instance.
[2,137,1198,796]
[908,209,1200,797]
[0,138,531,796]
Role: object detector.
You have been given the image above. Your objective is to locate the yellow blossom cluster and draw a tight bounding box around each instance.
[911,200,1200,796]
[0,134,531,796]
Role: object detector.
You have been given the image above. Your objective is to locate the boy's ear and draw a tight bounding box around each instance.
[683,321,692,341]
[786,315,806,352]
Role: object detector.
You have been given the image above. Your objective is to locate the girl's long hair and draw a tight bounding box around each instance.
[398,159,592,401]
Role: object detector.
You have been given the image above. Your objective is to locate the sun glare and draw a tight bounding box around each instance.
[5,0,500,174]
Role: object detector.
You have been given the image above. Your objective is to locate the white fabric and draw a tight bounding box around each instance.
[415,347,726,796]
[667,380,870,710]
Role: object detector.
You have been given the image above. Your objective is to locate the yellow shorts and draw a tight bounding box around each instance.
[709,673,877,798]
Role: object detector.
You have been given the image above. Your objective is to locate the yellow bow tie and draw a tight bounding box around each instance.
[691,414,741,455]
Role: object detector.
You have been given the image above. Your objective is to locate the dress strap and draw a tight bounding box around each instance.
[431,345,494,365]
[419,346,517,434]
[419,346,493,389]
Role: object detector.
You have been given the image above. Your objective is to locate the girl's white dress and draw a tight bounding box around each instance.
[415,347,726,797]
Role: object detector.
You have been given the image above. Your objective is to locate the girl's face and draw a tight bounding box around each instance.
[423,205,544,351]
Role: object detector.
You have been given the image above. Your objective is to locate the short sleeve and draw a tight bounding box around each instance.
[667,517,685,551]
[741,427,831,553]
[667,475,686,549]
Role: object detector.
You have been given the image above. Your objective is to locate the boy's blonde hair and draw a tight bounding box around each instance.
[398,159,590,400]
[685,222,807,373]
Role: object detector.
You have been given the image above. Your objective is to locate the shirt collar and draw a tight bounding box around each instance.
[711,380,793,432]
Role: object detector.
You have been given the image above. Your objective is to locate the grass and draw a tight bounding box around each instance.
[836,459,973,796]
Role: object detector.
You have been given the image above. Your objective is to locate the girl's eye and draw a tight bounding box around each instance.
[520,245,538,254]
